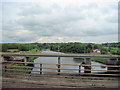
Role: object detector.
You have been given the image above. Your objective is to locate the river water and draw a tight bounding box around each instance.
[32,51,107,75]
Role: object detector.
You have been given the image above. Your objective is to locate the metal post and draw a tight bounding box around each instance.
[5,66,7,72]
[58,57,61,75]
[40,64,42,75]
[79,64,81,75]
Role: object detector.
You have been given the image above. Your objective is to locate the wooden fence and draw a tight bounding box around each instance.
[2,61,120,76]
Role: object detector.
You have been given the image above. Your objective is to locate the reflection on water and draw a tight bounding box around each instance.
[32,51,107,74]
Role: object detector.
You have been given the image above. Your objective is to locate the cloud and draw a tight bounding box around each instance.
[2,1,118,43]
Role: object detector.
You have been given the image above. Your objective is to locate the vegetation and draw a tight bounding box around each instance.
[6,63,32,74]
[1,42,120,55]
[91,58,108,64]
[30,57,38,62]
[7,49,19,52]
[1,42,119,73]
[20,48,40,53]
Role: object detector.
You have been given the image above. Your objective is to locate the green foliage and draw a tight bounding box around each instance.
[117,49,120,55]
[30,57,38,62]
[100,47,108,54]
[1,42,120,55]
[2,44,8,52]
[7,49,19,52]
[20,48,40,53]
[18,44,29,51]
[7,63,32,74]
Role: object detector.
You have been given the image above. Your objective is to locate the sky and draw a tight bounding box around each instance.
[1,0,119,43]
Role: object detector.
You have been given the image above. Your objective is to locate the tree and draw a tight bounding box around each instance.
[2,44,8,52]
[101,48,108,54]
[18,44,29,51]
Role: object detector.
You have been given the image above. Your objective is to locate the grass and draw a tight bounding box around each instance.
[6,63,33,74]
[5,56,39,73]
[92,58,120,65]
[91,58,108,64]
[5,49,39,73]
[30,57,38,62]
[7,48,41,53]
[7,49,19,52]
[20,48,40,53]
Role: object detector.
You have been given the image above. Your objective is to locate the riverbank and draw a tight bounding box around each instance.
[91,58,108,64]
[91,58,120,65]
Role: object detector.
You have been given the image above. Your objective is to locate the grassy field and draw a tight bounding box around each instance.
[7,48,40,53]
[20,48,40,53]
[6,48,40,73]
[7,49,19,52]
[6,63,32,74]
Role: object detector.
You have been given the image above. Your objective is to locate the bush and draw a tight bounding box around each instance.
[18,45,29,51]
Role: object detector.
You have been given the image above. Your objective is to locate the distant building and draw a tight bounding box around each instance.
[92,49,101,54]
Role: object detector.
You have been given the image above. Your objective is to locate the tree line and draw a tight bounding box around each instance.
[0,42,120,55]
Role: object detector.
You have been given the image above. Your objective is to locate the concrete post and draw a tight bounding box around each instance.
[107,58,119,73]
[24,57,30,66]
[1,56,5,62]
[24,57,27,66]
[84,58,91,73]
[26,57,30,62]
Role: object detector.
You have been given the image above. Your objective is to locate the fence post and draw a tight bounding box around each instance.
[40,64,42,75]
[1,56,5,62]
[5,66,7,72]
[24,57,27,66]
[107,58,119,74]
[58,57,61,75]
[79,64,81,75]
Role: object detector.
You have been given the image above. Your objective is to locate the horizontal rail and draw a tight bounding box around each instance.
[2,61,120,67]
[4,65,120,72]
[5,69,119,76]
[2,60,120,76]
[1,52,120,58]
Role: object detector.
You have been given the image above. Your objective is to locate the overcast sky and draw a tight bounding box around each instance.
[1,0,119,43]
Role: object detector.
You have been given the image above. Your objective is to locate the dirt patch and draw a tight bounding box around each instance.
[2,82,61,88]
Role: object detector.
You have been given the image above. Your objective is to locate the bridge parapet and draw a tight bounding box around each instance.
[1,52,120,58]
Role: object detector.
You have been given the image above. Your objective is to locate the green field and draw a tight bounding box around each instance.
[7,48,40,53]
[7,49,19,52]
[6,63,32,74]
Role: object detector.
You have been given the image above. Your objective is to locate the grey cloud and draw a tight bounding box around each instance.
[19,5,51,16]
[2,2,118,43]
[16,4,86,37]
[105,14,118,23]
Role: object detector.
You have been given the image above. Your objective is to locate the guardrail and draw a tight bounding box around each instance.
[2,61,120,76]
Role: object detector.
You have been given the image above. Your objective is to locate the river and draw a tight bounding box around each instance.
[32,50,107,75]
